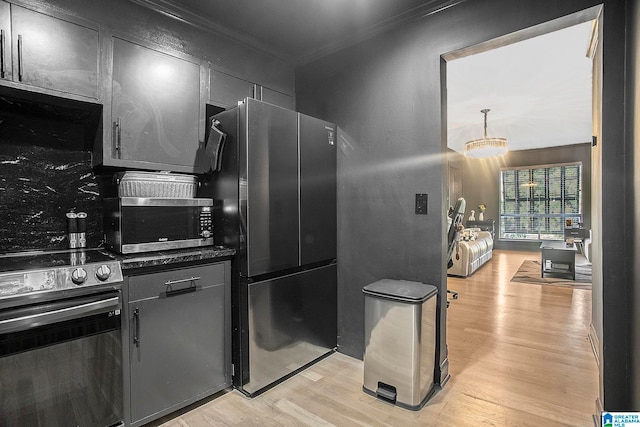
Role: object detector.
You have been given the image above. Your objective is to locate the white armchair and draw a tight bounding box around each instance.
[447,229,494,277]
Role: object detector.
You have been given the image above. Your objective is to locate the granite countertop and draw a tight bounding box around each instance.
[0,246,235,274]
[113,246,235,270]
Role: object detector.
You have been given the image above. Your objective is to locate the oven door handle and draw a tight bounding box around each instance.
[0,296,120,334]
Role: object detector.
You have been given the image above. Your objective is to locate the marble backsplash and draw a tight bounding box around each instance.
[0,93,105,254]
[0,144,105,253]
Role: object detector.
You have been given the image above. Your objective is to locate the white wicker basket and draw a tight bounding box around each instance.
[116,171,198,198]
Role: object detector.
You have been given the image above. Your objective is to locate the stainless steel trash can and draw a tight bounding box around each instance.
[362,279,438,410]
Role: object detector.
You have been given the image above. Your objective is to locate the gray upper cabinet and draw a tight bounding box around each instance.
[0,2,99,99]
[209,68,294,111]
[0,2,11,82]
[209,68,256,109]
[108,37,204,173]
[261,86,294,110]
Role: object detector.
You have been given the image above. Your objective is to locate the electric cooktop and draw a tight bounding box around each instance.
[0,249,123,300]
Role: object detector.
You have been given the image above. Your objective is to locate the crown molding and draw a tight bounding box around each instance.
[128,0,294,62]
[129,0,465,66]
[294,0,467,65]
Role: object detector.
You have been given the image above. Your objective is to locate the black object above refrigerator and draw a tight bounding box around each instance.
[200,98,337,396]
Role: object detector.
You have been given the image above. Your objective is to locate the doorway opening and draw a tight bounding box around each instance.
[441,4,602,421]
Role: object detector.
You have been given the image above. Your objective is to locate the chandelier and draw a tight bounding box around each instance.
[464,109,508,158]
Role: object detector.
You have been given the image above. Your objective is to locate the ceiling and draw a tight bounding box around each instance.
[132,0,458,62]
[133,1,594,155]
[447,20,595,154]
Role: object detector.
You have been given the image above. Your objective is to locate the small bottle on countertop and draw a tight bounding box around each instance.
[66,212,78,249]
[76,212,87,248]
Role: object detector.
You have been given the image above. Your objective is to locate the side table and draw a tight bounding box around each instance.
[564,227,587,255]
[540,241,576,280]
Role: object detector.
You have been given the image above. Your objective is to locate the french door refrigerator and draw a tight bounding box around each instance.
[203,98,337,396]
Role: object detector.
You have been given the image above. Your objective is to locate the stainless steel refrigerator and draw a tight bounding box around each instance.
[201,98,337,396]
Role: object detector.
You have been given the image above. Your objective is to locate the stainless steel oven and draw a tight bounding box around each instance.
[0,250,124,427]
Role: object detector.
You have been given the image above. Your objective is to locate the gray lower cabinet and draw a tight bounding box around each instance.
[125,262,231,427]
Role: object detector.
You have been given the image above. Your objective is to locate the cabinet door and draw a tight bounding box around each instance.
[112,37,201,171]
[261,86,294,110]
[129,281,227,424]
[0,1,11,82]
[11,5,98,98]
[210,69,256,108]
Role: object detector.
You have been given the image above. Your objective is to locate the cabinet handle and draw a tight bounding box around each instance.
[113,118,121,157]
[133,307,140,347]
[17,34,22,82]
[0,29,5,79]
[164,276,201,286]
[162,276,201,298]
[252,84,262,100]
[117,118,122,151]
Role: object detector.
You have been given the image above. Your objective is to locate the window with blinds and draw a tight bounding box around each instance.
[499,162,582,240]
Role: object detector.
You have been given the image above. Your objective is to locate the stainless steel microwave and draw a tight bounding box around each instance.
[103,197,214,254]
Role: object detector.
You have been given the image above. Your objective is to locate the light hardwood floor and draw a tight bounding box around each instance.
[155,250,598,427]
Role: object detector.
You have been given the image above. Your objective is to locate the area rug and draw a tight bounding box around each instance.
[510,259,592,289]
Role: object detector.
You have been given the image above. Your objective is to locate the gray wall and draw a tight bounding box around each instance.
[296,0,631,409]
[600,0,632,411]
[460,143,592,251]
[630,0,640,409]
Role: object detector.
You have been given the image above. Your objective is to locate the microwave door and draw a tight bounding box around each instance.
[104,198,213,254]
[121,205,201,243]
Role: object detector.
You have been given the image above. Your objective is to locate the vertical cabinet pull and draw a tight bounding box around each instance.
[0,29,5,79]
[113,118,121,157]
[17,34,22,81]
[133,307,140,347]
[118,118,122,152]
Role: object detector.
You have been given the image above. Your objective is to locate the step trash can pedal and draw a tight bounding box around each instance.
[362,279,438,410]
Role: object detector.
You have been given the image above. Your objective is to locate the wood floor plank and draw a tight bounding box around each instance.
[152,249,597,427]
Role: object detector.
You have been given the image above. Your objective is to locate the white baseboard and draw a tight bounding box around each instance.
[593,397,604,426]
[589,326,602,427]
[588,323,600,366]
